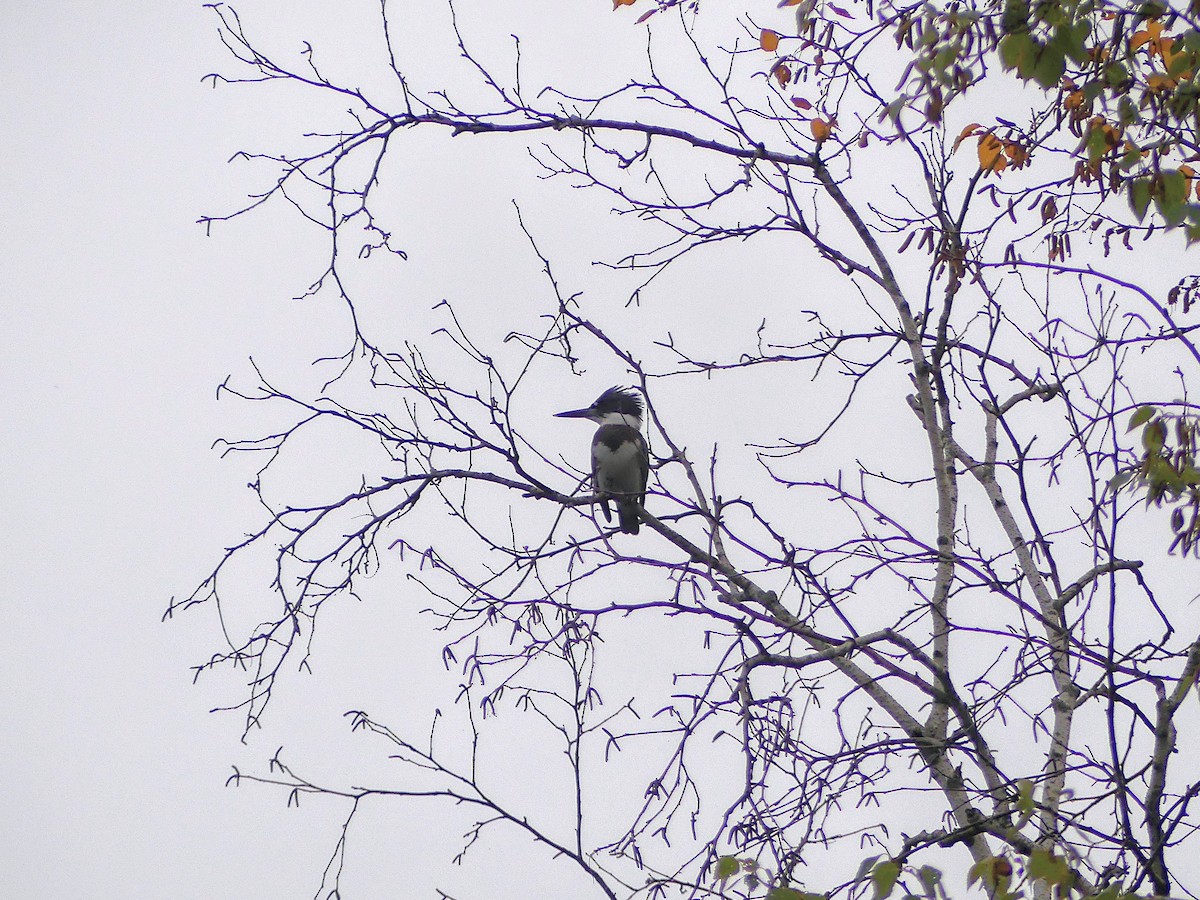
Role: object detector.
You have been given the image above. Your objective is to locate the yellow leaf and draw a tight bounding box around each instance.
[1131,20,1163,53]
[1182,165,1196,198]
[1159,36,1178,64]
[1004,140,1030,169]
[1148,72,1176,91]
[977,132,1007,174]
[774,63,792,86]
[810,117,832,143]
[761,29,781,52]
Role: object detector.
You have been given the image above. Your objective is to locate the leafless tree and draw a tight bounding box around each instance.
[172,1,1200,898]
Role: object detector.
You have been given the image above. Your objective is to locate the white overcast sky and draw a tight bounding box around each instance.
[2,4,356,896]
[6,3,1199,898]
[4,4,700,897]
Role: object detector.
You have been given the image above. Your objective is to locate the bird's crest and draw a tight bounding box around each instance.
[593,386,643,418]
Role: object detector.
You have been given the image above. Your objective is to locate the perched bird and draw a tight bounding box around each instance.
[555,386,649,534]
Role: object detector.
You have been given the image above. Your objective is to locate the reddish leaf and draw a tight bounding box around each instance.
[952,122,982,152]
[791,96,813,109]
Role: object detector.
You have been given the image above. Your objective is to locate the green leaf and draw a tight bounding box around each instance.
[1168,49,1196,78]
[1000,32,1037,73]
[967,859,985,887]
[715,856,740,881]
[1001,0,1030,34]
[1015,777,1036,816]
[874,860,902,900]
[1052,21,1091,65]
[1144,420,1167,453]
[1027,848,1072,887]
[1108,469,1135,492]
[855,855,883,885]
[1118,95,1139,126]
[1119,142,1142,170]
[1165,170,1190,203]
[1147,455,1180,495]
[1159,171,1190,226]
[1086,125,1110,163]
[916,865,942,894]
[1033,43,1067,88]
[1067,20,1092,62]
[1139,1,1169,20]
[767,888,805,900]
[1129,177,1154,221]
[1129,406,1158,431]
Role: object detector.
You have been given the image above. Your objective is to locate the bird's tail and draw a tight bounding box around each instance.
[617,500,642,535]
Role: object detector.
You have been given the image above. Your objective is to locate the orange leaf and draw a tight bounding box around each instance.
[810,117,832,143]
[774,63,792,86]
[779,0,806,5]
[761,29,781,52]
[1148,72,1176,91]
[612,0,637,7]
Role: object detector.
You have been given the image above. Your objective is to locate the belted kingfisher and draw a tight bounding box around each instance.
[555,386,649,535]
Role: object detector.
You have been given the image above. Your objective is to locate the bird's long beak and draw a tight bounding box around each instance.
[554,407,595,419]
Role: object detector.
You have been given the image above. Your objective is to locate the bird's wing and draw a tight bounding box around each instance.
[635,432,649,500]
